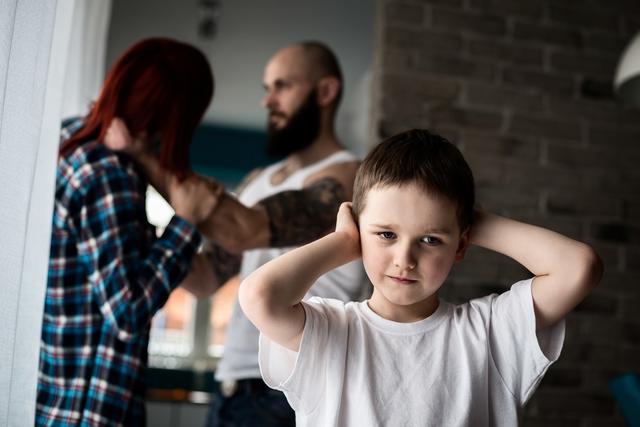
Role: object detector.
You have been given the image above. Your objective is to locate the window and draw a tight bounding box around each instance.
[146,187,236,369]
[149,288,196,361]
[144,124,270,370]
[208,276,240,358]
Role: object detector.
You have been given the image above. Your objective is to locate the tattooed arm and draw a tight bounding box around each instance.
[260,177,347,247]
[264,159,359,246]
[177,171,263,298]
[202,158,358,252]
[121,172,351,299]
[101,118,357,295]
[102,116,358,252]
[177,170,353,296]
[179,243,242,298]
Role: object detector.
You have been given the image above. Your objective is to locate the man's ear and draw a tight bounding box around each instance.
[455,228,470,262]
[316,76,341,107]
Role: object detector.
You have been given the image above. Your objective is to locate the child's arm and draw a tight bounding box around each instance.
[239,203,361,351]
[469,210,603,329]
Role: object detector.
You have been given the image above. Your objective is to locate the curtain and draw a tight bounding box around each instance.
[61,0,112,119]
[0,0,114,424]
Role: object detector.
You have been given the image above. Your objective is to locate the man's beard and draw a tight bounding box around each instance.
[265,90,320,158]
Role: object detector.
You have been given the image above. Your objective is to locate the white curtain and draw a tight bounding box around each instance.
[61,0,112,119]
[0,0,110,425]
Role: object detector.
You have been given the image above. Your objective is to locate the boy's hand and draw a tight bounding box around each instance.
[335,202,362,260]
[169,174,224,227]
[104,117,148,159]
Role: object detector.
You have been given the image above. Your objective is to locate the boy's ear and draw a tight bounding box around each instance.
[316,76,341,107]
[455,228,470,262]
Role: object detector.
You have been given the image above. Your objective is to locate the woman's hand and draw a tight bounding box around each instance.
[104,117,149,159]
[169,174,224,227]
[105,117,225,228]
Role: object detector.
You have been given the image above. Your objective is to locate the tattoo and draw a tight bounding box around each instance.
[206,241,242,285]
[258,177,347,247]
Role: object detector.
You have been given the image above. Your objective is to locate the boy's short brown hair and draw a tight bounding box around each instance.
[352,129,475,232]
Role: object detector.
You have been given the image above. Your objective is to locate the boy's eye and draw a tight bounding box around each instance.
[377,231,396,240]
[421,236,441,245]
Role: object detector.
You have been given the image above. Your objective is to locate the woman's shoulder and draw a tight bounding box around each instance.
[60,141,140,193]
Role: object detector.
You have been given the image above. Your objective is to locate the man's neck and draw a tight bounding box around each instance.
[287,130,341,169]
[269,128,341,186]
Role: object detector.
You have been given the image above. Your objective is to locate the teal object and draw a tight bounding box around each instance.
[190,124,277,187]
[145,367,214,393]
[61,118,273,188]
[609,372,640,426]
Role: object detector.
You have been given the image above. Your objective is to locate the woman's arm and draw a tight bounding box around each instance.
[78,162,217,341]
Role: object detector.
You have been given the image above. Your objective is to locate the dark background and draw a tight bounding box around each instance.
[374,0,640,425]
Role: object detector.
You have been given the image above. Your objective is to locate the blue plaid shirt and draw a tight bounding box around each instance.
[37,120,202,426]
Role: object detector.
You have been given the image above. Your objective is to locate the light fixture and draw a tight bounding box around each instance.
[614,32,640,107]
[198,0,221,40]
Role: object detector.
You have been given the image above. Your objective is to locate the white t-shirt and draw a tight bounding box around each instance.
[259,279,565,427]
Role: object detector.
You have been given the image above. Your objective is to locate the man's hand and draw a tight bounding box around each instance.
[335,202,361,261]
[169,174,223,227]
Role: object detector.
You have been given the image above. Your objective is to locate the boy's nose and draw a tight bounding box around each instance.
[393,247,416,272]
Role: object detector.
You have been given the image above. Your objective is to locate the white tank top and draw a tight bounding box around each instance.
[215,150,367,381]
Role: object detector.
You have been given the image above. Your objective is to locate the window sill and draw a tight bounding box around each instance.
[145,367,215,404]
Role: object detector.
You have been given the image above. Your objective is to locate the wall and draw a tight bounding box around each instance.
[375,0,640,425]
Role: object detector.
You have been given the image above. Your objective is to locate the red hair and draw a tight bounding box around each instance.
[60,37,214,179]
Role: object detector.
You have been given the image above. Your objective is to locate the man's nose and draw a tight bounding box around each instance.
[262,91,276,109]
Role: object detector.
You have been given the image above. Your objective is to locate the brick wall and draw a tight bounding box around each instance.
[374,0,640,425]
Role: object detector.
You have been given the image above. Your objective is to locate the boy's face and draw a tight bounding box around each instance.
[359,183,468,322]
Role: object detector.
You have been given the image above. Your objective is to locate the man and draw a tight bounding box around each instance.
[107,41,366,426]
[205,41,366,427]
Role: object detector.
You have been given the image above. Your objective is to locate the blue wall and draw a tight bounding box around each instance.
[190,124,276,188]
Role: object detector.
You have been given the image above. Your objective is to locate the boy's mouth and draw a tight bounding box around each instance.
[387,275,418,285]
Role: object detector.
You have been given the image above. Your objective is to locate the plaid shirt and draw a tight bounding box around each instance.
[37,120,202,426]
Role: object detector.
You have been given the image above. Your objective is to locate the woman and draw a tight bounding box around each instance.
[37,38,217,426]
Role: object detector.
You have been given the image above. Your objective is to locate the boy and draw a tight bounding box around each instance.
[239,129,603,426]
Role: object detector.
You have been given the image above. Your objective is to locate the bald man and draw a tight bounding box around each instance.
[106,41,367,426]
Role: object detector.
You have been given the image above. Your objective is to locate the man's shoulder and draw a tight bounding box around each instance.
[235,167,265,195]
[309,149,360,176]
[302,150,360,197]
[308,158,359,179]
